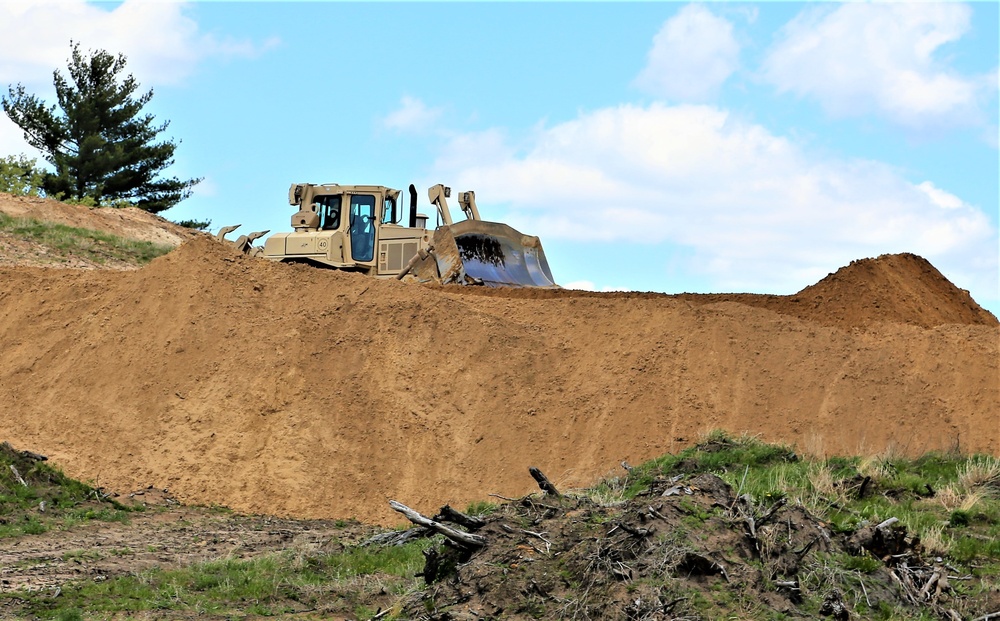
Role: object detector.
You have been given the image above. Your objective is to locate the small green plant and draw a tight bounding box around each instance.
[841,553,881,574]
[950,509,971,527]
[62,549,102,562]
[465,500,499,516]
[678,499,714,523]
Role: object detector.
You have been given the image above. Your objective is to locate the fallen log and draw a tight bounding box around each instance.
[529,467,561,497]
[362,527,430,547]
[389,501,486,550]
[434,504,486,530]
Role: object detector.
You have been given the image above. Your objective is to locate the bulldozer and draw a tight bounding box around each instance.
[222,182,558,288]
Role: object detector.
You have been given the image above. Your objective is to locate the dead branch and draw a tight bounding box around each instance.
[520,497,561,512]
[9,464,27,487]
[434,504,486,530]
[529,467,561,497]
[615,521,651,538]
[389,500,486,550]
[758,497,787,526]
[857,475,871,499]
[363,527,430,547]
[647,505,669,521]
[794,537,818,559]
[918,571,941,601]
[522,529,553,545]
[877,517,900,530]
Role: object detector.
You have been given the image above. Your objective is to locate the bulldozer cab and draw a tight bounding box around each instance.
[283,184,402,267]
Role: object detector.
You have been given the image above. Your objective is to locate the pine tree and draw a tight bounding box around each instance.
[2,42,201,213]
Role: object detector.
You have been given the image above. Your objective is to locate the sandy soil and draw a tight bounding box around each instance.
[0,193,996,525]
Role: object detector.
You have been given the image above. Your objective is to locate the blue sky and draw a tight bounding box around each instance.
[1,2,997,315]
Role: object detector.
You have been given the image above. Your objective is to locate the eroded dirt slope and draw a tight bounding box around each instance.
[0,192,198,269]
[0,234,996,524]
[0,193,197,247]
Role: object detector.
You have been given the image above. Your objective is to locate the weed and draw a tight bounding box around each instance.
[949,509,971,527]
[62,549,102,562]
[840,553,881,574]
[958,455,1000,490]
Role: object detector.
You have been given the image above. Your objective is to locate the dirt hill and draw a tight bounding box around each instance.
[0,193,996,524]
[0,192,198,269]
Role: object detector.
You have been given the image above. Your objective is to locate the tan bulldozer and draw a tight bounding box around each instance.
[221,182,557,288]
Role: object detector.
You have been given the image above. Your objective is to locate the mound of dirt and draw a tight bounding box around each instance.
[0,193,198,248]
[672,253,997,330]
[0,235,995,525]
[790,253,997,328]
[0,192,200,270]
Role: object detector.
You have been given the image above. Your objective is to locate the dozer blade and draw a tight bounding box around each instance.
[431,220,558,288]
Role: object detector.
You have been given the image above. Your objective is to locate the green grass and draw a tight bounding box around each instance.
[839,552,882,574]
[465,500,499,516]
[0,444,136,538]
[17,538,434,619]
[0,212,174,265]
[589,430,799,502]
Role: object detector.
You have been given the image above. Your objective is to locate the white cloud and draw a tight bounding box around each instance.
[0,116,45,161]
[761,3,993,128]
[917,181,964,210]
[382,96,443,134]
[431,102,997,300]
[0,0,274,88]
[634,4,740,101]
[0,0,274,159]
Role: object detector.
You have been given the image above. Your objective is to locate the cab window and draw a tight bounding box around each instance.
[349,195,376,262]
[315,195,342,230]
[382,195,398,225]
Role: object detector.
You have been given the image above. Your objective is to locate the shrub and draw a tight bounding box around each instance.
[0,154,45,196]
